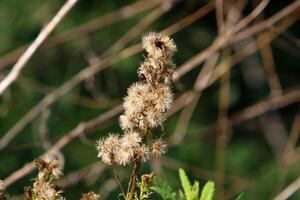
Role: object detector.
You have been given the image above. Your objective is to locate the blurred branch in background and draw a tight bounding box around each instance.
[0,0,161,71]
[0,0,79,95]
[0,0,299,199]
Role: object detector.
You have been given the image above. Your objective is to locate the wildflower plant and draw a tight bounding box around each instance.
[24,156,64,200]
[96,32,177,200]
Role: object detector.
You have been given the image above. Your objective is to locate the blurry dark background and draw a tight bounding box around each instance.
[0,0,299,199]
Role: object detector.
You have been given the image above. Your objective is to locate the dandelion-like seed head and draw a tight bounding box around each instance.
[138,57,175,85]
[151,139,167,157]
[142,32,177,59]
[123,82,149,114]
[96,134,120,165]
[134,145,150,162]
[121,131,142,148]
[32,180,62,200]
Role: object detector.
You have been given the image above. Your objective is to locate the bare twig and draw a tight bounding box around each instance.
[0,0,160,71]
[273,176,300,200]
[2,104,123,188]
[0,0,79,95]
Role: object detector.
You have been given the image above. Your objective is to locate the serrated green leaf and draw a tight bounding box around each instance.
[150,178,176,200]
[199,181,215,200]
[179,168,192,199]
[179,168,200,200]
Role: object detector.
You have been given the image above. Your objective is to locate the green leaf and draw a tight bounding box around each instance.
[179,168,200,200]
[191,180,200,200]
[199,181,215,200]
[235,192,245,200]
[150,178,176,200]
[179,168,192,199]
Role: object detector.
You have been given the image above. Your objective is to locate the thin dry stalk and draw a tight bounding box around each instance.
[0,0,79,95]
[2,104,123,188]
[215,49,231,200]
[273,176,300,200]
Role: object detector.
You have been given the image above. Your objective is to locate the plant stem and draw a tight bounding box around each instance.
[126,158,141,200]
[112,163,126,199]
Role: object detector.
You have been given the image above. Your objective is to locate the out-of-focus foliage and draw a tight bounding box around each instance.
[0,0,299,199]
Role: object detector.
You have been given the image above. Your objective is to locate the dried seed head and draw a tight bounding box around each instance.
[32,180,62,200]
[35,155,63,180]
[142,32,177,59]
[134,144,150,162]
[151,139,167,157]
[81,192,101,200]
[121,83,173,130]
[114,131,142,166]
[96,134,120,165]
[123,82,149,115]
[138,57,175,85]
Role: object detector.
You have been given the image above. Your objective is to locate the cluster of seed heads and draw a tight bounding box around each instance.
[24,156,64,200]
[97,32,176,166]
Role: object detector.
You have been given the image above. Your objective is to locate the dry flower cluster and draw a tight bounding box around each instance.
[24,156,64,200]
[96,32,176,199]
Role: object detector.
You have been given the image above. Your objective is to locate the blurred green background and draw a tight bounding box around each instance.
[0,0,299,199]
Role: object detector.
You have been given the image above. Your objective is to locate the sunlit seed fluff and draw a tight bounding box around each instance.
[121,131,142,148]
[145,109,164,129]
[138,57,175,85]
[119,114,134,130]
[123,82,149,114]
[114,148,132,166]
[151,139,167,157]
[152,84,173,112]
[134,144,150,162]
[96,134,120,165]
[142,32,177,59]
[32,180,62,200]
[81,192,101,200]
[114,131,142,166]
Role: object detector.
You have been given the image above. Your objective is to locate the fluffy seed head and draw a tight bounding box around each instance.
[35,156,63,180]
[142,32,177,59]
[151,139,167,157]
[96,134,120,165]
[134,144,150,162]
[114,131,142,166]
[121,83,173,130]
[138,58,175,85]
[32,180,62,200]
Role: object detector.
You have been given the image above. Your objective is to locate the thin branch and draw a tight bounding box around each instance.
[0,0,79,95]
[273,176,300,200]
[2,104,123,188]
[0,0,160,71]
